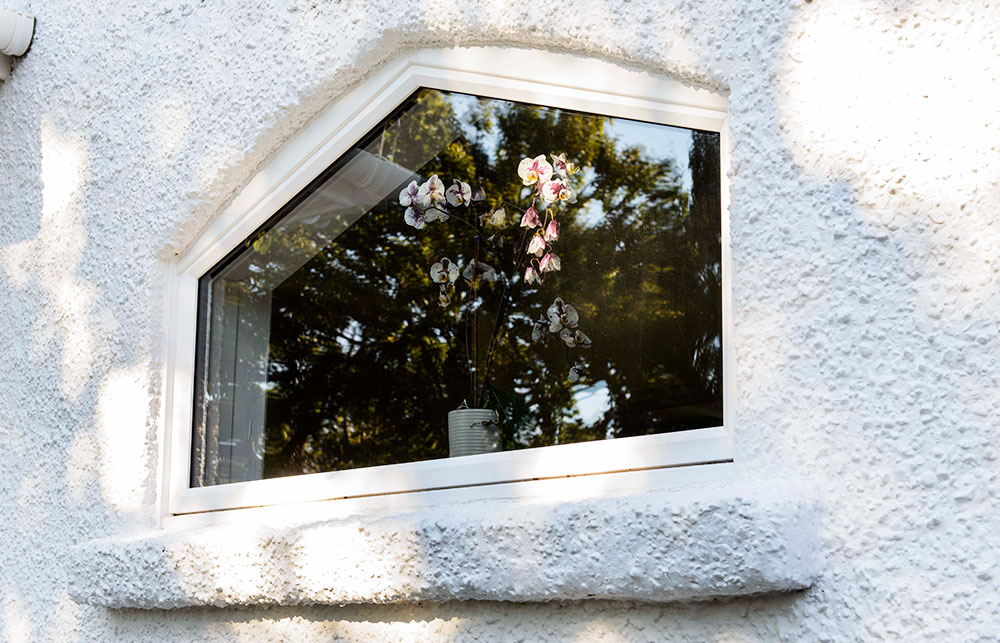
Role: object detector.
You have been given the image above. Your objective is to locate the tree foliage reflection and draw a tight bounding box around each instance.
[249,90,721,478]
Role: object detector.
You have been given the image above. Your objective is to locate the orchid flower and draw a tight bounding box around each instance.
[520,204,541,229]
[539,252,561,273]
[552,153,578,179]
[430,258,460,284]
[446,180,473,207]
[485,208,507,227]
[546,297,579,333]
[541,178,575,204]
[568,364,584,383]
[531,319,547,343]
[471,184,487,202]
[544,219,560,242]
[399,180,420,207]
[463,261,498,283]
[526,234,546,257]
[517,155,554,186]
[438,284,451,307]
[524,265,541,285]
[423,208,449,223]
[417,175,447,208]
[404,206,427,229]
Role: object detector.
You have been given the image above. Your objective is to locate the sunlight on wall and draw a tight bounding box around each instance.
[779,0,1000,316]
[41,590,85,643]
[223,615,466,641]
[95,363,153,513]
[65,430,98,506]
[782,1,998,211]
[1,589,34,643]
[573,620,628,642]
[153,99,190,167]
[0,115,97,400]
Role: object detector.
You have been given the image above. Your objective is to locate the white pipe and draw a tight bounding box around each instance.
[0,8,34,81]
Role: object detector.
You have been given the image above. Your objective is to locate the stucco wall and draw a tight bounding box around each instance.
[0,0,998,640]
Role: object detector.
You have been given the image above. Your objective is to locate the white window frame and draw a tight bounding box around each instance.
[160,46,734,523]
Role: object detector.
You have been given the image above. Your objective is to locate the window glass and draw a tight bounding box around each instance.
[191,88,722,486]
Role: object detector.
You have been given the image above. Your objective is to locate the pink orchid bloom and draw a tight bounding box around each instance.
[541,178,575,204]
[539,252,561,272]
[520,204,541,228]
[517,155,554,186]
[544,219,560,242]
[524,265,541,285]
[526,234,547,257]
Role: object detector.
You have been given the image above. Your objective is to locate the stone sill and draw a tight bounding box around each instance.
[68,481,820,609]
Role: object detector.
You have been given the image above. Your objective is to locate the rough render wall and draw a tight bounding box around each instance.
[0,0,997,640]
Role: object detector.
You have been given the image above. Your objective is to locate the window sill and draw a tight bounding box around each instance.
[68,479,820,609]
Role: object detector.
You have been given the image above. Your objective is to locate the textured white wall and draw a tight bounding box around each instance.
[0,0,998,640]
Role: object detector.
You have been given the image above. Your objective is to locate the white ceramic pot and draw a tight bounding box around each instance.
[448,408,501,457]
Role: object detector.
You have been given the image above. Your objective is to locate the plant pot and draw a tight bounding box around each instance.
[448,408,500,457]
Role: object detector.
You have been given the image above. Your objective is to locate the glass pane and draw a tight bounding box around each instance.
[191,88,722,486]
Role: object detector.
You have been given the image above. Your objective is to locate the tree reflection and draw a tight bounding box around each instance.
[209,89,722,479]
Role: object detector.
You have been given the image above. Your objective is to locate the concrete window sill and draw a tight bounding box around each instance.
[68,481,820,609]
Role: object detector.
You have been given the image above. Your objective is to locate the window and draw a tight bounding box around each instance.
[165,48,732,517]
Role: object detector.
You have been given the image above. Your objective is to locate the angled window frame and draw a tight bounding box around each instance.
[161,46,734,520]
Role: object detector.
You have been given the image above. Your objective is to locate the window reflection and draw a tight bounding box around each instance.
[191,88,722,486]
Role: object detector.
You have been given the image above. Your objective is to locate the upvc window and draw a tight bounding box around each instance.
[164,48,732,518]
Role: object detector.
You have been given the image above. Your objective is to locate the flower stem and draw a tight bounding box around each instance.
[477,225,531,403]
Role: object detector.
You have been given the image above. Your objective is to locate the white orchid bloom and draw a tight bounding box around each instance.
[446,180,473,207]
[404,206,427,229]
[547,297,579,333]
[552,153,578,179]
[417,175,447,208]
[531,319,547,342]
[423,208,449,223]
[399,180,420,207]
[463,261,498,283]
[486,208,507,227]
[430,258,460,284]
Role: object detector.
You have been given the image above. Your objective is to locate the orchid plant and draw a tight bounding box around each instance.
[399,153,592,410]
